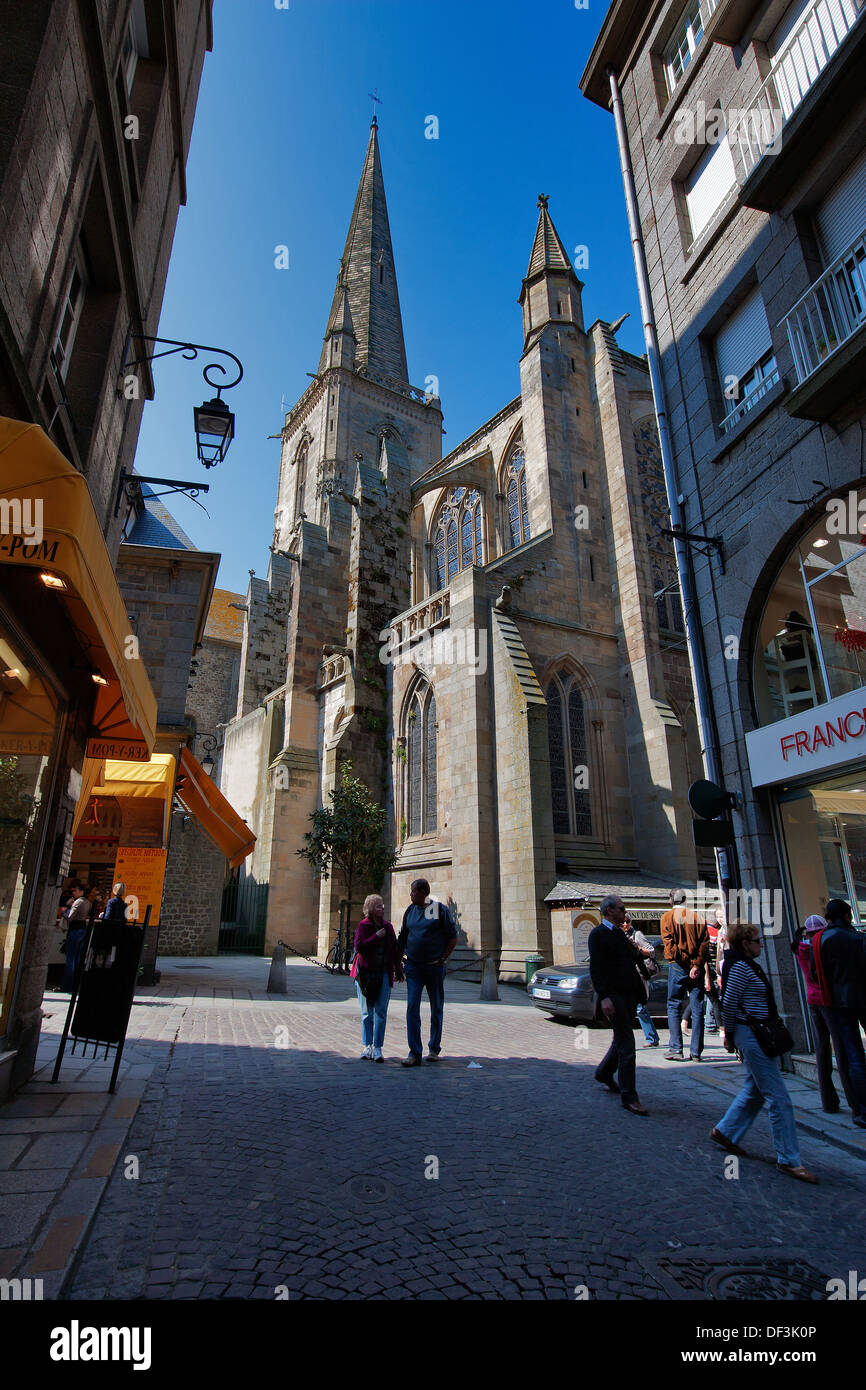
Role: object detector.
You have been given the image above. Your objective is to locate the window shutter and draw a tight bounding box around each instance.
[816,146,866,265]
[715,287,773,386]
[685,137,737,241]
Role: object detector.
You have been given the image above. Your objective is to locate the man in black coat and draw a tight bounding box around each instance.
[588,894,649,1116]
[818,899,866,1129]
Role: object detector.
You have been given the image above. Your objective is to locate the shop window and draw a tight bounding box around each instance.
[778,771,866,928]
[754,484,866,726]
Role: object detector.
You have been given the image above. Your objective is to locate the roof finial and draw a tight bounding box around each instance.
[537,193,549,210]
[368,89,382,128]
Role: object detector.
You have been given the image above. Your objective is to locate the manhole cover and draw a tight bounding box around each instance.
[654,1256,829,1300]
[345,1175,389,1203]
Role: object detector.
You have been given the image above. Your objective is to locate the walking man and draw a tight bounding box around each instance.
[396,879,458,1067]
[588,895,649,1115]
[661,888,710,1061]
[815,899,866,1129]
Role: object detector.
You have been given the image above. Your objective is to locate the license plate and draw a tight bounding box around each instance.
[533,987,551,999]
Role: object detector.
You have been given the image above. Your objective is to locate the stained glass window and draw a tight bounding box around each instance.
[447,521,458,580]
[424,692,437,833]
[408,697,422,836]
[296,446,307,517]
[462,509,473,568]
[405,683,437,837]
[546,682,570,836]
[547,673,593,838]
[432,488,485,588]
[505,447,529,549]
[569,687,592,836]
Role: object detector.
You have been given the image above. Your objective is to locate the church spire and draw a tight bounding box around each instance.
[519,194,584,345]
[318,120,409,384]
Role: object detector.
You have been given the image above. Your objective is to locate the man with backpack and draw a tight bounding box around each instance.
[396,879,458,1067]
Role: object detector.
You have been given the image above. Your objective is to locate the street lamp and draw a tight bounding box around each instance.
[199,734,218,777]
[114,334,244,516]
[194,397,234,468]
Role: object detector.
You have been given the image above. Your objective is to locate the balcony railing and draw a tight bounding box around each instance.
[782,231,866,384]
[736,0,865,174]
[719,362,781,433]
[386,591,451,659]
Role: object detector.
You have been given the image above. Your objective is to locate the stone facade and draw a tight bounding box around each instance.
[221,120,705,979]
[581,0,866,1042]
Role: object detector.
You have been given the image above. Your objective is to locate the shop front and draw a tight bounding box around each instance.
[0,418,157,1097]
[747,488,866,1009]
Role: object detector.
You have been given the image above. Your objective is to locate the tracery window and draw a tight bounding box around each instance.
[545,671,592,837]
[433,487,484,591]
[505,447,530,549]
[295,443,308,519]
[404,681,437,836]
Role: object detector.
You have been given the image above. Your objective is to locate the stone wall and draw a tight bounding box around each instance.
[158,810,224,955]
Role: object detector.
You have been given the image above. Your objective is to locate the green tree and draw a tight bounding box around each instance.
[297,761,397,964]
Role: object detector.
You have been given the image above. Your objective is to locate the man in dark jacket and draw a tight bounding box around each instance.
[661,888,710,1061]
[817,899,866,1129]
[588,894,649,1116]
[396,879,458,1066]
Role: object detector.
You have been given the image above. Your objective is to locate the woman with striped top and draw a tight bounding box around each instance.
[710,922,817,1184]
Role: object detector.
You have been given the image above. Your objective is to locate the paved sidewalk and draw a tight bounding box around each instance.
[2,955,864,1300]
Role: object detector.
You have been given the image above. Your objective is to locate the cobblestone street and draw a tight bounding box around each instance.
[53,956,866,1302]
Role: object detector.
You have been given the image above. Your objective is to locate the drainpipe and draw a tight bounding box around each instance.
[606,66,739,893]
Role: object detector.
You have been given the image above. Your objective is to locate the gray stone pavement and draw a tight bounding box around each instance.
[21,953,856,1301]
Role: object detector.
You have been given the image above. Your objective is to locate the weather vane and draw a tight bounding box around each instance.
[368,89,382,125]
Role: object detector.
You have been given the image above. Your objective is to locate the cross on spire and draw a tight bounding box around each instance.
[368,89,382,127]
[537,193,549,209]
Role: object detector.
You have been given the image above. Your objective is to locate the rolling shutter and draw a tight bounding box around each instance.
[715,287,773,386]
[816,146,866,265]
[685,137,737,241]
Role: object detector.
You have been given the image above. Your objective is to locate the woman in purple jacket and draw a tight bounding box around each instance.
[350,894,403,1062]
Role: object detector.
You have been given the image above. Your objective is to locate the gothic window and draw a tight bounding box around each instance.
[505,447,530,549]
[432,486,484,590]
[404,681,437,836]
[545,671,593,838]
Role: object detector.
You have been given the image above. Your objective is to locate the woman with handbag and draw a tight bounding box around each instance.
[710,922,817,1183]
[350,894,403,1062]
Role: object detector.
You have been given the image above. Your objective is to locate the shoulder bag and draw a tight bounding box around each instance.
[743,960,794,1058]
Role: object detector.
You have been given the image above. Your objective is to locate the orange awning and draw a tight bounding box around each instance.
[0,417,157,760]
[175,746,255,868]
[71,754,106,837]
[90,753,176,847]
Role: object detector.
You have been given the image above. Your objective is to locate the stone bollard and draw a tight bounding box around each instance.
[480,954,499,1001]
[267,942,287,994]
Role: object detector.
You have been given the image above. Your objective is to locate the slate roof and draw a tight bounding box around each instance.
[124,482,196,550]
[544,872,677,905]
[525,199,574,279]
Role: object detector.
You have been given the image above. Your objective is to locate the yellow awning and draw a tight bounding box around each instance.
[175,746,255,868]
[812,791,866,816]
[0,417,157,760]
[91,753,176,847]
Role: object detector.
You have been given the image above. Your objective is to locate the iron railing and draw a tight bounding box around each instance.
[719,362,781,433]
[219,876,269,954]
[737,0,865,174]
[781,230,866,384]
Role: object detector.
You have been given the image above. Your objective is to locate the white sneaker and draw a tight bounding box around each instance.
[360,1045,372,1059]
[372,1047,383,1062]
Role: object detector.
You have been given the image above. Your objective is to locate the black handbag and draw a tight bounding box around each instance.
[744,961,794,1058]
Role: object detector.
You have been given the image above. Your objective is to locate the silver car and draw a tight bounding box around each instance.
[528,937,670,1022]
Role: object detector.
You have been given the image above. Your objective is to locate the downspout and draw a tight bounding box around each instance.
[606,66,738,893]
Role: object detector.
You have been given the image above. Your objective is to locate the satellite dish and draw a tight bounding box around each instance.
[688,779,731,820]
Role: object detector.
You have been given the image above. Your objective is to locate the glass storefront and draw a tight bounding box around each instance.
[778,769,866,929]
[754,488,866,727]
[0,609,64,1036]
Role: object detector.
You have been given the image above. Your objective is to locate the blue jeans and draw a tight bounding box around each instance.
[636,1002,659,1045]
[63,926,87,993]
[667,960,705,1056]
[822,1007,866,1118]
[356,973,392,1049]
[405,959,446,1058]
[717,1022,801,1166]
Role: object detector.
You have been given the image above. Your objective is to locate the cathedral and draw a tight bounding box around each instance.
[221,118,710,978]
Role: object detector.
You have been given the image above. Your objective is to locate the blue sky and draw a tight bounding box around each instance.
[136,0,642,594]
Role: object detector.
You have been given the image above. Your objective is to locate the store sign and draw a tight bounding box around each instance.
[86,738,149,762]
[746,685,866,788]
[114,846,167,925]
[0,733,53,755]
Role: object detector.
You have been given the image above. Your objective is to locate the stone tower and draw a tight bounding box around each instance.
[222,120,442,955]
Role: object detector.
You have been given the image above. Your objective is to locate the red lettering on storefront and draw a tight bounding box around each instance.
[812,724,829,749]
[780,733,798,761]
[826,717,845,745]
[795,730,810,755]
[844,710,865,738]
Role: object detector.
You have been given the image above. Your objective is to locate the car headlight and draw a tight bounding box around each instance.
[555,976,580,990]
